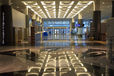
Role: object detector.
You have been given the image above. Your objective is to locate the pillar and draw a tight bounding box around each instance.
[31,14,36,46]
[71,18,75,34]
[0,0,15,46]
[106,0,114,64]
[72,18,75,29]
[78,13,83,35]
[25,6,29,41]
[40,18,43,31]
[36,16,39,32]
[32,14,37,26]
[36,16,40,23]
[112,0,114,17]
[78,13,83,26]
[92,0,101,40]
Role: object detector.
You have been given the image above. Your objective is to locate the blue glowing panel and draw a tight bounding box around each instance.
[43,19,70,27]
[75,24,80,27]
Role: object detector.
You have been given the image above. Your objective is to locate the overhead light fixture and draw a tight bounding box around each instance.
[77,2,82,5]
[67,1,94,18]
[74,6,78,8]
[63,9,70,18]
[33,3,38,5]
[59,1,74,18]
[22,1,47,18]
[72,1,93,18]
[37,6,40,8]
[41,1,56,18]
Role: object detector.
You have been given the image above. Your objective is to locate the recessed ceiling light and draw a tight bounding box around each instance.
[77,2,82,5]
[74,6,78,8]
[33,3,38,5]
[37,6,40,8]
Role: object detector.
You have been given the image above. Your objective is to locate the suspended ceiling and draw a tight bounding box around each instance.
[11,0,112,19]
[22,0,94,18]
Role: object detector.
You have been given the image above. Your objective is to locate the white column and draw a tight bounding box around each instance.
[78,13,83,35]
[32,14,37,20]
[36,16,40,22]
[78,13,82,19]
[25,6,29,15]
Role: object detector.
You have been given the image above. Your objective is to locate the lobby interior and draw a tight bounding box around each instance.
[0,0,114,76]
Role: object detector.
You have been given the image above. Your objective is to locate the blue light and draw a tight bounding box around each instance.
[75,24,80,27]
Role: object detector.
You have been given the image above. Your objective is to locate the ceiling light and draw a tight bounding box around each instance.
[77,2,82,5]
[37,6,40,8]
[70,1,74,5]
[22,1,27,5]
[68,6,72,8]
[67,1,93,18]
[22,1,47,18]
[41,2,45,5]
[33,3,38,5]
[41,1,56,18]
[72,1,94,18]
[63,9,69,18]
[74,6,78,8]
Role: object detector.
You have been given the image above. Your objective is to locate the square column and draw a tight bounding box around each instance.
[91,0,101,40]
[112,1,114,17]
[93,11,101,40]
[31,14,37,46]
[0,5,15,46]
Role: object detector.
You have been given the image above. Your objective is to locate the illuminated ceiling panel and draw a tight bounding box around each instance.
[41,1,56,18]
[22,1,93,19]
[22,1,47,18]
[67,1,94,18]
[58,1,74,18]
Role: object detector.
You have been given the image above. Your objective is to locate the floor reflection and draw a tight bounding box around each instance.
[26,51,91,76]
[0,34,113,76]
[35,34,105,47]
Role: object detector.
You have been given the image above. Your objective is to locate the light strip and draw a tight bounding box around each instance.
[45,9,51,18]
[22,2,47,18]
[63,9,70,18]
[41,1,56,18]
[59,1,74,18]
[71,1,94,18]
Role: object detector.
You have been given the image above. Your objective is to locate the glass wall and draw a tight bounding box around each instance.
[43,19,71,34]
[75,19,92,34]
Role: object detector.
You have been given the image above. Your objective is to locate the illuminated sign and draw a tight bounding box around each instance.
[47,21,70,25]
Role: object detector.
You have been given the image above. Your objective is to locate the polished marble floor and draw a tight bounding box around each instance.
[0,34,114,76]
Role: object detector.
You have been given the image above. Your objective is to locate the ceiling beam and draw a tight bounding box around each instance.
[56,0,60,18]
[37,0,49,18]
[65,1,78,18]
